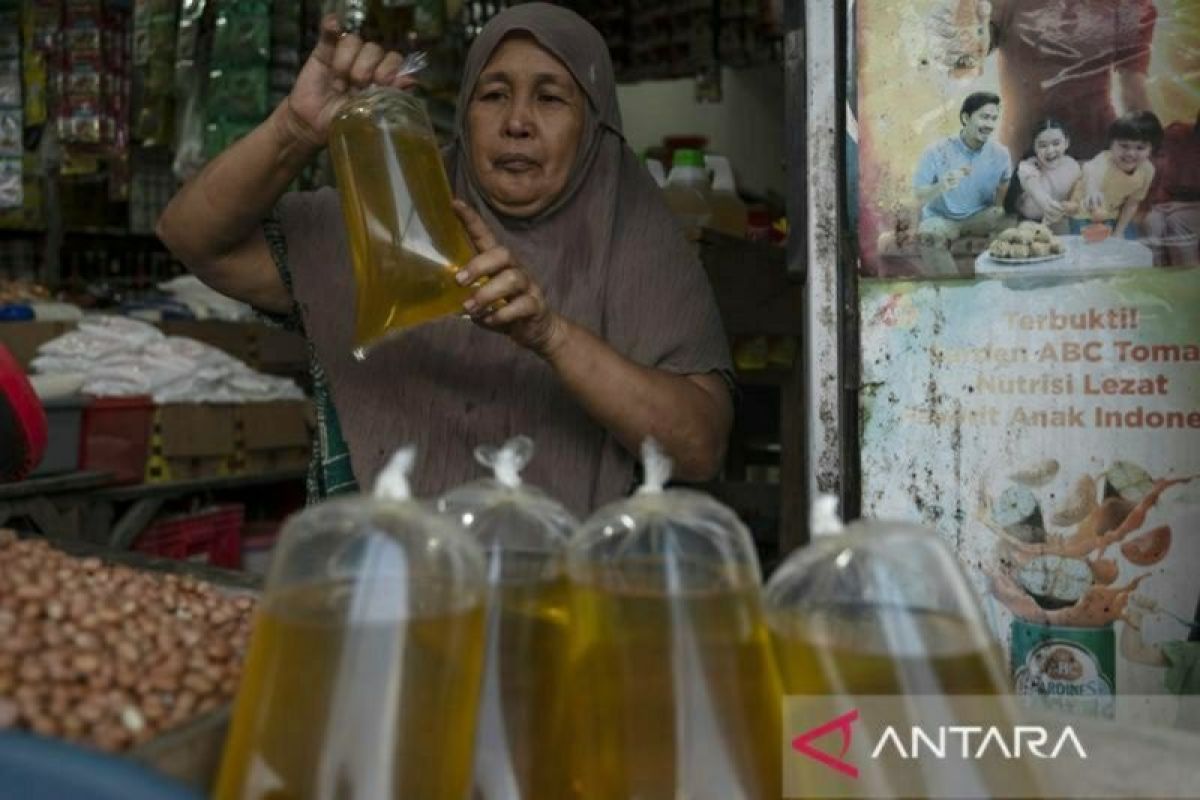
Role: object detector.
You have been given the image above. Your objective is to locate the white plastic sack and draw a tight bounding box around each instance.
[158,275,254,321]
[32,314,305,403]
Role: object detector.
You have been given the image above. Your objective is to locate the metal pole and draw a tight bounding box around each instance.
[798,0,850,524]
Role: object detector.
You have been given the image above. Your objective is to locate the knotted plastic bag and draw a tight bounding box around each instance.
[437,436,577,800]
[215,448,487,799]
[328,87,476,358]
[562,440,781,799]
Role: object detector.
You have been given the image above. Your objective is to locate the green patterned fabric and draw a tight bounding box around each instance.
[262,214,360,502]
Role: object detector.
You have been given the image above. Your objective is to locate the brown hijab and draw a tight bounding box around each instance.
[276,3,730,515]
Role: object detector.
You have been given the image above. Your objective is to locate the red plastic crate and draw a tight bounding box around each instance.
[79,396,154,484]
[133,504,244,569]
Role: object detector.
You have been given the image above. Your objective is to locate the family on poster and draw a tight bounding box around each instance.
[914,96,1167,276]
[870,0,1199,277]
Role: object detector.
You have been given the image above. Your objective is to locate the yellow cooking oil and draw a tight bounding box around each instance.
[329,105,476,350]
[472,574,573,800]
[768,604,1010,696]
[562,575,782,800]
[771,606,1041,800]
[214,580,485,800]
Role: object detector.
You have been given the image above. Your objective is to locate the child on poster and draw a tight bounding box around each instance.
[1069,111,1163,241]
[1012,119,1080,233]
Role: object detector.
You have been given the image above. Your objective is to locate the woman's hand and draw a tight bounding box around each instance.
[277,13,419,148]
[452,200,565,356]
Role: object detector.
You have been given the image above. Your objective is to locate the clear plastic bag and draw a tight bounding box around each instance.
[437,436,577,800]
[563,441,780,800]
[764,498,1044,798]
[215,449,487,799]
[764,497,1008,696]
[328,87,476,358]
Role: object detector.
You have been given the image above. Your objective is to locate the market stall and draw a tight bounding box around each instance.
[2,0,797,793]
[6,0,1197,797]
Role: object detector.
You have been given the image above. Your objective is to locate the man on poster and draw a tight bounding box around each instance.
[914,92,1012,276]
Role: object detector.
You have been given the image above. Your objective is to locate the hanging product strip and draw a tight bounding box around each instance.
[0,0,23,210]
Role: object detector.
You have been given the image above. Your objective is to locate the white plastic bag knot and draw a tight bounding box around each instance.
[811,494,845,538]
[637,438,673,494]
[474,436,534,489]
[374,446,416,500]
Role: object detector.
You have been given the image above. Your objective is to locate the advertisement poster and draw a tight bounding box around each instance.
[855,0,1200,728]
[856,0,1198,280]
[860,274,1199,721]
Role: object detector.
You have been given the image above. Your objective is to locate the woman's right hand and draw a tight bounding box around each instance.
[279,13,419,148]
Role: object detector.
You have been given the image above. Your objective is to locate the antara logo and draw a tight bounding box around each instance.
[791,708,1088,779]
[871,725,1087,760]
[791,708,860,778]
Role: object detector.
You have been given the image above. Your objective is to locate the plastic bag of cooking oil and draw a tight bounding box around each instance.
[764,496,1013,697]
[329,87,477,359]
[214,448,487,800]
[563,440,780,800]
[764,498,1049,799]
[436,436,577,800]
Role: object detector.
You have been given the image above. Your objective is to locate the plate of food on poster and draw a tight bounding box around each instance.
[986,221,1067,265]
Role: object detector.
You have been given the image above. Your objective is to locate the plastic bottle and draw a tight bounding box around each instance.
[662,148,712,240]
[705,154,748,238]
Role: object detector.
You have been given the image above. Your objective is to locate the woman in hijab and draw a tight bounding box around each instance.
[157,4,733,515]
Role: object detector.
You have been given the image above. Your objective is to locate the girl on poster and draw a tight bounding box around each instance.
[1010,119,1081,234]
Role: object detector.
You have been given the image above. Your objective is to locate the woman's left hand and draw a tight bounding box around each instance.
[452,200,565,356]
